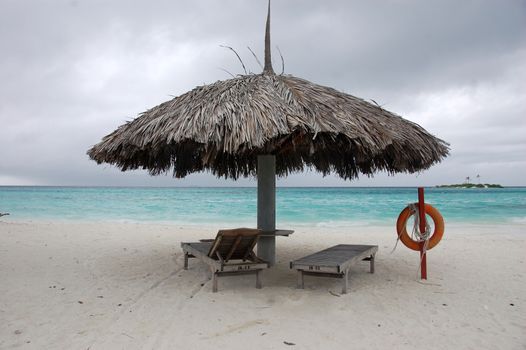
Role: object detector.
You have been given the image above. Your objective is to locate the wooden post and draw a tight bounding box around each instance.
[297,271,304,289]
[256,270,262,289]
[418,187,427,280]
[183,252,189,270]
[257,155,276,266]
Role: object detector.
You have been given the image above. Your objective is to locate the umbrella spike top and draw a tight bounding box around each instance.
[263,0,274,74]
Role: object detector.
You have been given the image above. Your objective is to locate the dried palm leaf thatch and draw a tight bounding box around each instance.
[88,1,448,180]
[87,72,449,179]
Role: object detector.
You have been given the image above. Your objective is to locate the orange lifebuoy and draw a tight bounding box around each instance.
[396,203,445,251]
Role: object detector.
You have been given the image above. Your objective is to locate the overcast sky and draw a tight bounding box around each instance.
[1,0,525,187]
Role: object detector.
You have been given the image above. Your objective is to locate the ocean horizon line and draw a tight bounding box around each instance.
[1,185,525,189]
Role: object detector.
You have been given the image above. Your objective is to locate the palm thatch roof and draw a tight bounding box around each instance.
[87,3,449,180]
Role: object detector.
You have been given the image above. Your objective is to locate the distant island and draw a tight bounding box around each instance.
[436,183,503,188]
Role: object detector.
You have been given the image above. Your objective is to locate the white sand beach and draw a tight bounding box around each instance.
[1,221,524,349]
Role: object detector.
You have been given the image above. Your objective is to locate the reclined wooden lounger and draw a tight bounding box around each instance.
[181,228,268,292]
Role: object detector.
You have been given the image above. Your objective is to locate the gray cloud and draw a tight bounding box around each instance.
[1,0,525,186]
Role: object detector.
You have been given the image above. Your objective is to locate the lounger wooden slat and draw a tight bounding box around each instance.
[181,228,268,292]
[290,244,378,294]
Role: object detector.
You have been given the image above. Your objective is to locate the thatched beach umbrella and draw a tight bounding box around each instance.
[88,3,449,265]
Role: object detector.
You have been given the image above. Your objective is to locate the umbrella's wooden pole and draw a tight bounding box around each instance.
[257,155,276,266]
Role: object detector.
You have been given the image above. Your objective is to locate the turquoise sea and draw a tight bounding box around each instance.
[0,187,525,227]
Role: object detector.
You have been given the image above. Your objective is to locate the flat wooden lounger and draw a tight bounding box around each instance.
[181,228,268,292]
[290,244,378,294]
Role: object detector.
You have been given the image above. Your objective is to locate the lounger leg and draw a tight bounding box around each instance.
[370,254,375,274]
[256,270,262,289]
[297,270,304,289]
[342,272,349,294]
[183,252,189,270]
[212,272,218,293]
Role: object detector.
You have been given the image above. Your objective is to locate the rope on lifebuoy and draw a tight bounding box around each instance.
[396,203,445,251]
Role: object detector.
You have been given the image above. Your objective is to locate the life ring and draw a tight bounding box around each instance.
[396,203,444,251]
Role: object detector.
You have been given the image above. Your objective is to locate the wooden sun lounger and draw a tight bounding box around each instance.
[290,244,378,294]
[181,228,268,292]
